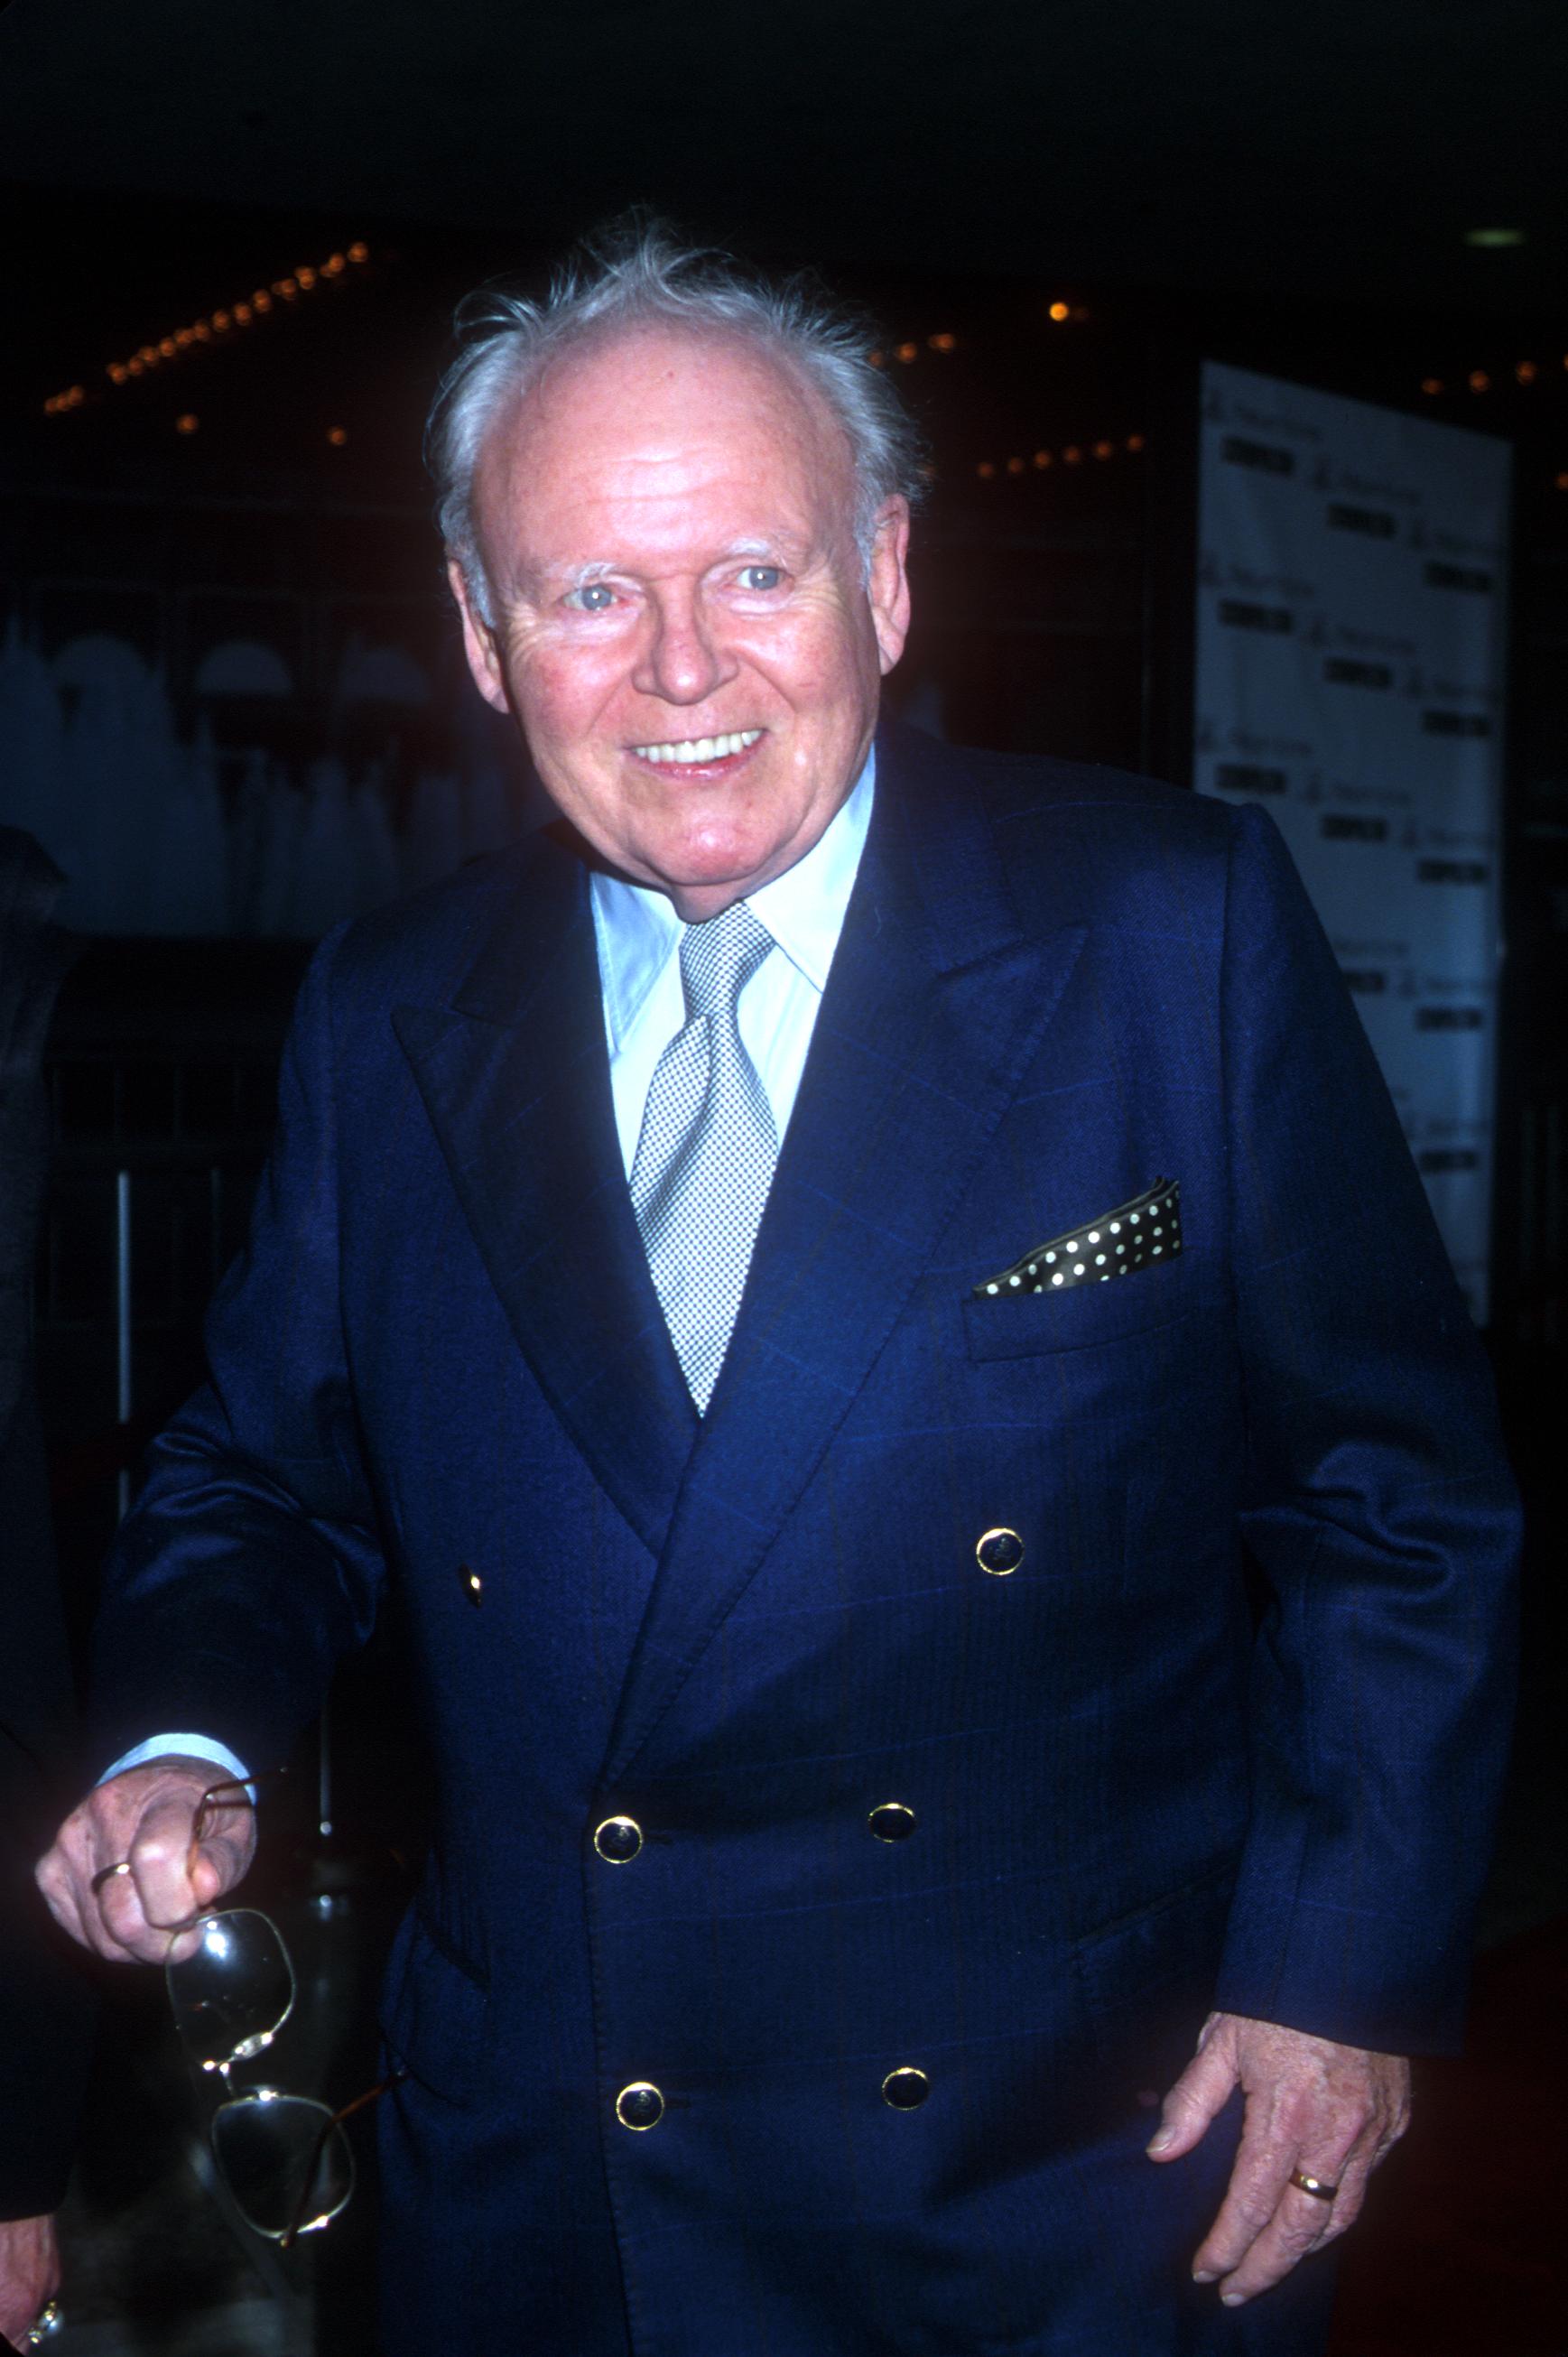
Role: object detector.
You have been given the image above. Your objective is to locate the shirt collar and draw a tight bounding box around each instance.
[591,748,876,1051]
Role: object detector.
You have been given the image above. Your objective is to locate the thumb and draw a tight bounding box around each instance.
[189,1812,255,1912]
[1146,2015,1239,2160]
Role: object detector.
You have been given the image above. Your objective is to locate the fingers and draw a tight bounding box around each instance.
[35,1758,255,1964]
[1146,2012,1238,2160]
[0,2213,60,2343]
[1180,2014,1412,2306]
[1192,2115,1368,2299]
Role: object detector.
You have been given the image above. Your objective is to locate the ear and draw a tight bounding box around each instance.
[448,558,512,716]
[867,497,912,677]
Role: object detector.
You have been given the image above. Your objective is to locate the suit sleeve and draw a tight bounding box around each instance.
[1210,802,1518,2055]
[87,927,385,1778]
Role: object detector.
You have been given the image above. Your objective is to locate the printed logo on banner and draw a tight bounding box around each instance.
[1327,504,1397,539]
[1424,561,1495,594]
[1222,435,1295,476]
[1324,658,1393,689]
[1194,359,1509,1322]
[1214,764,1288,794]
[1322,814,1388,841]
[1423,711,1492,738]
[1221,600,1294,632]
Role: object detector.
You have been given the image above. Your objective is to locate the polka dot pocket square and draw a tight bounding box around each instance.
[972,1177,1183,1298]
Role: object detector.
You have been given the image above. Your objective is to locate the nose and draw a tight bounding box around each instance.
[632,584,734,708]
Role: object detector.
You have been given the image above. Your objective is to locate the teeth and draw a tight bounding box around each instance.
[633,728,762,764]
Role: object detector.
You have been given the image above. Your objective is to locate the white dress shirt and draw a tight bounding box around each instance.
[103,752,877,1795]
[591,749,875,1172]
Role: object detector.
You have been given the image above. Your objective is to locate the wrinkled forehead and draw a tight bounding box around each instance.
[472,323,858,562]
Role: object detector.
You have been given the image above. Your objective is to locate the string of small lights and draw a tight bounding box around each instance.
[866,301,1090,371]
[1418,354,1567,400]
[42,241,372,416]
[1417,355,1568,489]
[973,433,1146,481]
[868,303,1140,483]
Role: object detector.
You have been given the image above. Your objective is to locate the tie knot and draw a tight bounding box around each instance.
[678,902,774,1019]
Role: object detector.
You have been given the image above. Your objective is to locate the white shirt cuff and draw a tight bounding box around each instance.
[97,1735,255,1798]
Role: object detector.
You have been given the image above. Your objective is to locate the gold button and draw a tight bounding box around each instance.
[881,2066,931,2110]
[976,1526,1024,1576]
[461,1564,483,1604]
[615,2082,664,2130]
[594,1814,644,1863]
[868,1802,916,1843]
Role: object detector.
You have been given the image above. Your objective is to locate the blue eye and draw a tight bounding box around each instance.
[569,583,617,612]
[738,565,782,591]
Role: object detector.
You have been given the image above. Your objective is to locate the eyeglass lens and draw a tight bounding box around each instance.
[165,1908,294,2071]
[210,2091,356,2240]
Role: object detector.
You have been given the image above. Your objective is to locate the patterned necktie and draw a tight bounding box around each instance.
[629,902,779,1412]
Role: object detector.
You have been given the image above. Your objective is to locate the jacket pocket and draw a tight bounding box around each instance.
[963,1247,1202,1361]
[1071,1864,1236,2071]
[379,1907,491,2107]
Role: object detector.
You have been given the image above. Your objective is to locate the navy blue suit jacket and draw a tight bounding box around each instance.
[92,728,1518,2354]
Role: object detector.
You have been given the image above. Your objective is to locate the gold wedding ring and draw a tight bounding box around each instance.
[1287,2167,1339,2202]
[89,1859,134,1895]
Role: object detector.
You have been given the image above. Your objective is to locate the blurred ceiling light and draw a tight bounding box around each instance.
[1421,376,1444,394]
[1048,301,1070,322]
[1463,227,1525,248]
[928,332,956,352]
[175,413,199,434]
[1468,370,1490,392]
[327,425,349,447]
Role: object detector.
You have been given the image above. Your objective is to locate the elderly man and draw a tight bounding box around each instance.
[39,226,1517,2356]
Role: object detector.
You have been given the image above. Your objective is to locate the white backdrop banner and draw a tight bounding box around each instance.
[1194,360,1510,1322]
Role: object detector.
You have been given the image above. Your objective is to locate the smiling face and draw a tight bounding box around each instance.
[450,325,911,919]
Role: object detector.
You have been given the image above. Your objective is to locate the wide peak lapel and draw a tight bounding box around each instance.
[394,833,696,1561]
[600,732,1086,1785]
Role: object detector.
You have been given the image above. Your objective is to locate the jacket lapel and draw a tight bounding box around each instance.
[600,733,1087,1786]
[394,832,697,1563]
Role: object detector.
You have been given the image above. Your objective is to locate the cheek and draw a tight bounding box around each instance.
[507,641,624,747]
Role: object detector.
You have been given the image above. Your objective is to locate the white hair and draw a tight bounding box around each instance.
[426,217,925,622]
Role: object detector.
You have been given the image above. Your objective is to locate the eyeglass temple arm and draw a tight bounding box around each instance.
[278,2068,409,2250]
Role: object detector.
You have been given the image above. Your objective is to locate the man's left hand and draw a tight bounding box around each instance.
[1146,2010,1410,2306]
[0,2213,59,2348]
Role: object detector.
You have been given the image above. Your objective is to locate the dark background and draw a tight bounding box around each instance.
[2,2,1563,2349]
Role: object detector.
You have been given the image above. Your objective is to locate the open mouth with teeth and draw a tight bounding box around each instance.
[629,728,764,770]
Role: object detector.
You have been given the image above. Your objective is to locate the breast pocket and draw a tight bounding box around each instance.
[963,1248,1207,1363]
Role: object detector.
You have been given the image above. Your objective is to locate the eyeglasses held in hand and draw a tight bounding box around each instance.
[94,1774,398,2246]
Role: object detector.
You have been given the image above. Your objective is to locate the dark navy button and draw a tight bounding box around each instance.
[868,1803,917,1843]
[594,1815,644,1864]
[615,2082,664,2130]
[881,2066,931,2110]
[976,1526,1025,1576]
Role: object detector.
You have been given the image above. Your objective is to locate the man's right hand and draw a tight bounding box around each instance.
[34,1757,256,1963]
